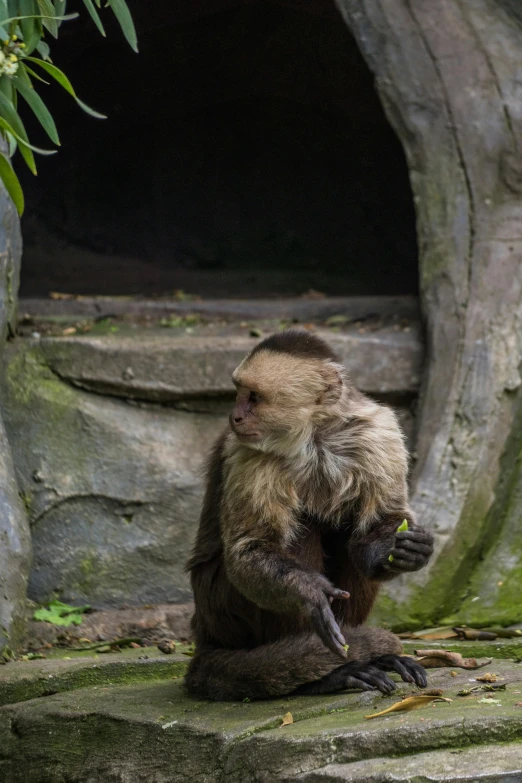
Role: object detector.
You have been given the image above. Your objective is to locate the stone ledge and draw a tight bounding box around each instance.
[1,658,522,781]
[0,647,189,707]
[293,745,522,782]
[21,295,420,322]
[39,325,422,401]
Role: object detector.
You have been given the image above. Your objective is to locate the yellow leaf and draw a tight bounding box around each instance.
[364,695,451,720]
[476,673,498,683]
[280,711,294,727]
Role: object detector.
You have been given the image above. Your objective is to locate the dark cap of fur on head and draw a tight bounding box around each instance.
[250,329,339,363]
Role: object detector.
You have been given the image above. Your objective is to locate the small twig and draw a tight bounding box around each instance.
[69,637,141,651]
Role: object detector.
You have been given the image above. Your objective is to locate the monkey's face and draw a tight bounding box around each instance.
[230,349,343,453]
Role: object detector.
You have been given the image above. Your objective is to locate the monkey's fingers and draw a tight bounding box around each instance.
[310,603,348,660]
[396,529,434,546]
[371,654,428,689]
[325,587,350,602]
[343,676,376,692]
[384,555,424,572]
[395,537,433,555]
[356,666,396,694]
[386,545,431,571]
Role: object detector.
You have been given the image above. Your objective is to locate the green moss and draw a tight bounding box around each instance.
[0,654,189,707]
[4,342,77,410]
[19,490,32,514]
[401,639,522,660]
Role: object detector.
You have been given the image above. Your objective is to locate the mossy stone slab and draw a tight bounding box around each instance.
[2,660,522,782]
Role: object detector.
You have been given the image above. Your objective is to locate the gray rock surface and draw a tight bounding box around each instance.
[40,324,422,400]
[294,746,522,782]
[1,655,522,782]
[20,294,420,322]
[0,161,31,653]
[1,341,224,608]
[0,419,31,653]
[1,325,420,610]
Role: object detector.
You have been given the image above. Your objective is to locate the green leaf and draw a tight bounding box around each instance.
[33,599,90,626]
[54,0,66,23]
[25,56,107,117]
[0,89,36,172]
[0,73,13,100]
[35,39,50,59]
[37,0,58,37]
[13,72,59,144]
[23,63,49,83]
[19,0,40,53]
[82,0,104,36]
[0,149,24,214]
[108,0,137,52]
[0,12,78,26]
[6,129,17,156]
[0,111,56,155]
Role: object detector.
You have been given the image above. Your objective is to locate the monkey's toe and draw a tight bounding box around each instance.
[372,654,428,688]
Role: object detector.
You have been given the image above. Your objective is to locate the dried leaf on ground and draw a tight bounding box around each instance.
[414,650,493,669]
[454,627,497,641]
[482,628,522,638]
[420,630,460,641]
[280,712,294,727]
[476,673,498,682]
[364,695,451,720]
[478,697,501,704]
[398,626,459,641]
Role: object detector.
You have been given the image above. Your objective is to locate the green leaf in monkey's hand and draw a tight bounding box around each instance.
[389,519,409,562]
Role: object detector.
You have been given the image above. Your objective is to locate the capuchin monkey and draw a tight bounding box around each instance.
[185,329,433,700]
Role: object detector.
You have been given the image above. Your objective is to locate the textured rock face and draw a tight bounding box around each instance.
[2,342,224,608]
[1,652,522,782]
[1,323,420,610]
[0,171,31,653]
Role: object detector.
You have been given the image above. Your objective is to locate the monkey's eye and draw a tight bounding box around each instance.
[248,391,260,404]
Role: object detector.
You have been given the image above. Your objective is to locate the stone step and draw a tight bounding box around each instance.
[294,746,522,782]
[1,657,521,782]
[20,294,420,322]
[0,646,189,707]
[39,324,422,401]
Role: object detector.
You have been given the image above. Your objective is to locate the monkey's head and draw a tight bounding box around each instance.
[230,329,345,454]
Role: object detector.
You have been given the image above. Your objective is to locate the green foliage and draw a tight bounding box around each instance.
[0,0,138,214]
[33,599,91,626]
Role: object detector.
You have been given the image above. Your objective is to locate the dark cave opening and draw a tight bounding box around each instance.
[18,0,418,299]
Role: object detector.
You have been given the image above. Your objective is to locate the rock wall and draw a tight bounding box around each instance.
[1,320,421,610]
[0,163,31,652]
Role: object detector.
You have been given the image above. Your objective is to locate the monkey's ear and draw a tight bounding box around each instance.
[317,362,344,405]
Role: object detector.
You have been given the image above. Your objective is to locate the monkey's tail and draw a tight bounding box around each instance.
[184,626,401,701]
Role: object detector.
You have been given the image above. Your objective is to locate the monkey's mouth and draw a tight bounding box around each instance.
[231,426,262,442]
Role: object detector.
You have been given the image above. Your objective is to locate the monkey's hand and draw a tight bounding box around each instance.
[302,575,350,660]
[384,524,434,575]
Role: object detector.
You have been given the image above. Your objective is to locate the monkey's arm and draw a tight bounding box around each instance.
[223,528,349,659]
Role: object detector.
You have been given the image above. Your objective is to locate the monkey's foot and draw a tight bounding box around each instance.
[296,661,398,696]
[369,654,428,688]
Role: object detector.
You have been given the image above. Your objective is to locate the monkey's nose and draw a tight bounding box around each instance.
[233,415,244,424]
